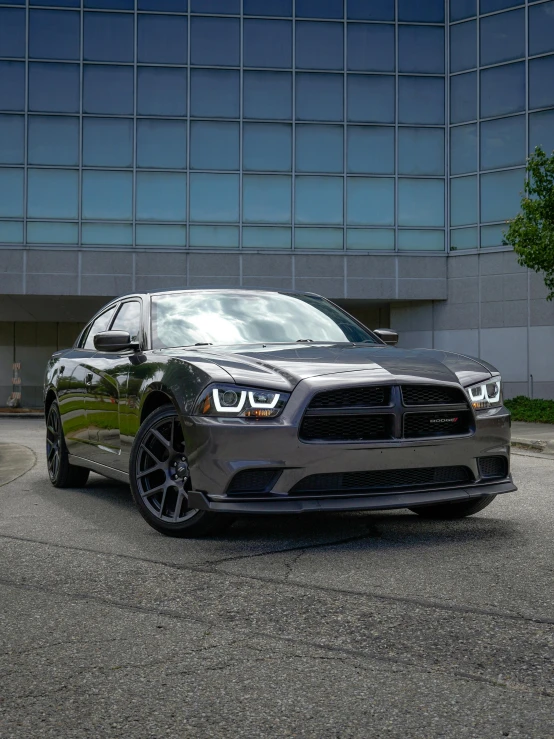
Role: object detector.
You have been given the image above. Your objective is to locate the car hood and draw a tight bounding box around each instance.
[159,344,496,392]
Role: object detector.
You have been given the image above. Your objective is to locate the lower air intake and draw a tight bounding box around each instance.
[226,469,282,495]
[478,456,508,480]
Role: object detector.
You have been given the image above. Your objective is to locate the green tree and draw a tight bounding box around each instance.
[503,146,554,300]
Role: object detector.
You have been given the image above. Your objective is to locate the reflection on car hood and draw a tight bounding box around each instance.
[159,344,496,392]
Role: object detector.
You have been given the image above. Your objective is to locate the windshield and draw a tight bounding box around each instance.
[151,291,378,349]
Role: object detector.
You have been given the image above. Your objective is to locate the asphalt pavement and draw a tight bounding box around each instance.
[0,419,553,739]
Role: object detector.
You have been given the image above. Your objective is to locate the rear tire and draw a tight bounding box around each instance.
[46,401,90,488]
[129,404,233,538]
[409,494,497,519]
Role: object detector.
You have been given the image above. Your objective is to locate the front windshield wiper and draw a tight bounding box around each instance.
[296,339,314,343]
[194,343,213,346]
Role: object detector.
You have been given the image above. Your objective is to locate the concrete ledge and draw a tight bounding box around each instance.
[511,437,554,454]
[0,443,37,486]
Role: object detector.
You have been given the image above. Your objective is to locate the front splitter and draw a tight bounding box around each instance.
[188,479,517,514]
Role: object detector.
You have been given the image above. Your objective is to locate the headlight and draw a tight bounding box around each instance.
[466,377,502,410]
[194,384,290,419]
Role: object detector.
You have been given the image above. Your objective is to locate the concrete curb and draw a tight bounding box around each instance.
[0,413,44,418]
[511,437,554,454]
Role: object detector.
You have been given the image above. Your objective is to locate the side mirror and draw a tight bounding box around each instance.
[373,329,399,346]
[94,331,138,353]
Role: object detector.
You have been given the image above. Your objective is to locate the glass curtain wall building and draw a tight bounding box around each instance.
[0,0,553,252]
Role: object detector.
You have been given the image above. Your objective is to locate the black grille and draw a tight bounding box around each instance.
[308,386,390,409]
[227,469,282,495]
[300,414,393,442]
[290,466,473,496]
[478,456,508,479]
[404,411,472,438]
[402,385,468,406]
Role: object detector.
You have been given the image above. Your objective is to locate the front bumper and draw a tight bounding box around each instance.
[181,373,515,514]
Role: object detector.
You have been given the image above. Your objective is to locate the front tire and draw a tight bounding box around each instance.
[129,404,232,538]
[409,494,497,519]
[46,401,90,488]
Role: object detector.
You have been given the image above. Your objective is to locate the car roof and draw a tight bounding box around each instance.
[118,287,323,300]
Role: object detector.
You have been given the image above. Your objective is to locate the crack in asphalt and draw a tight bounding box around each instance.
[1,532,553,626]
[0,576,552,701]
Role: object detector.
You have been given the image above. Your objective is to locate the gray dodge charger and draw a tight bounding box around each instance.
[44,289,516,537]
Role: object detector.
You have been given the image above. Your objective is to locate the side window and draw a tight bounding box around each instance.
[110,301,142,344]
[82,306,118,351]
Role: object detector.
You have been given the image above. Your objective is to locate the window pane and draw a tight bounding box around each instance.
[398,230,445,251]
[191,0,240,11]
[348,0,394,21]
[295,228,344,250]
[189,225,239,248]
[84,65,134,115]
[296,73,343,122]
[137,120,187,169]
[296,0,343,19]
[398,179,445,227]
[480,9,524,67]
[28,116,79,166]
[450,175,477,226]
[480,224,505,248]
[296,125,343,173]
[399,26,444,74]
[0,8,25,58]
[191,17,239,66]
[529,55,554,110]
[190,121,240,170]
[347,75,395,123]
[529,109,554,156]
[29,62,79,113]
[1,62,25,111]
[399,0,444,22]
[136,224,186,247]
[243,175,291,223]
[137,67,187,116]
[398,128,444,176]
[450,123,477,174]
[243,71,291,120]
[27,222,78,245]
[347,23,395,73]
[82,223,133,246]
[450,20,476,73]
[27,169,79,219]
[136,172,187,221]
[481,62,525,118]
[347,177,394,226]
[480,115,525,171]
[450,71,476,124]
[243,226,292,248]
[243,123,292,171]
[244,0,292,16]
[192,69,239,117]
[529,0,554,56]
[83,118,133,167]
[86,1,135,8]
[84,12,133,63]
[0,221,23,244]
[480,168,524,222]
[82,171,133,220]
[138,0,188,9]
[347,126,394,175]
[111,301,141,342]
[190,173,239,222]
[451,227,478,250]
[295,176,343,224]
[450,0,476,21]
[0,115,24,164]
[296,22,343,70]
[244,20,292,68]
[29,0,79,5]
[347,228,395,250]
[138,15,187,65]
[30,10,80,60]
[480,0,521,13]
[399,77,444,125]
[0,168,23,217]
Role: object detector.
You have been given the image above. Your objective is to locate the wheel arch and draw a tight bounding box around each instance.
[44,388,57,417]
[140,387,178,424]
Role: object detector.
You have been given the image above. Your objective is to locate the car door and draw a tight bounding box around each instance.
[85,299,143,470]
[60,305,118,460]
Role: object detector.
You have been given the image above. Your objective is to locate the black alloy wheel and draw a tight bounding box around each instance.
[46,401,90,488]
[409,494,497,519]
[129,405,233,537]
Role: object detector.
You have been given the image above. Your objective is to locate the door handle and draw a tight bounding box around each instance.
[85,373,93,385]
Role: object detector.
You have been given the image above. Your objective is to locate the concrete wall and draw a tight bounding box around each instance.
[390,251,554,400]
